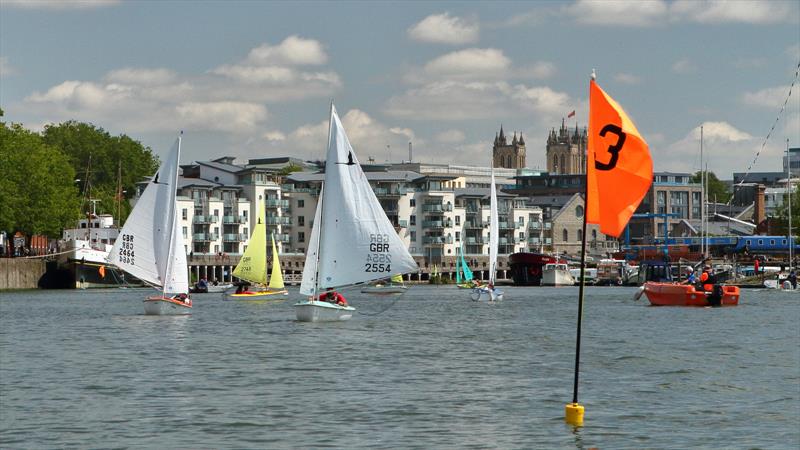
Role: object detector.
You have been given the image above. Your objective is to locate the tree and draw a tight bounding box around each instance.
[774,184,800,237]
[691,171,731,203]
[0,122,81,236]
[41,121,159,224]
[277,163,304,176]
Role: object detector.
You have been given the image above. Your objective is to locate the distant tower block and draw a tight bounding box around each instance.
[546,119,587,175]
[492,125,526,169]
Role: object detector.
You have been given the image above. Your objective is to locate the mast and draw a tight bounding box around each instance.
[788,139,793,269]
[700,126,705,259]
[116,160,123,228]
[162,133,182,297]
[313,101,335,300]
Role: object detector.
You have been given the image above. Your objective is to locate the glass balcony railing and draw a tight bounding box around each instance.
[222,215,246,224]
[193,233,219,242]
[192,215,218,224]
[222,233,247,242]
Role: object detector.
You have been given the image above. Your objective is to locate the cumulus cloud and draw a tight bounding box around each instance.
[564,0,668,27]
[658,121,781,176]
[262,130,286,142]
[407,12,479,45]
[670,0,798,25]
[14,36,341,137]
[424,48,510,77]
[741,85,791,109]
[613,72,642,85]
[245,35,328,66]
[1,0,120,9]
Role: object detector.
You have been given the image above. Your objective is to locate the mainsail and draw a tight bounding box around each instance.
[233,204,268,284]
[459,241,473,282]
[267,233,285,290]
[299,185,323,296]
[299,105,417,295]
[107,137,188,294]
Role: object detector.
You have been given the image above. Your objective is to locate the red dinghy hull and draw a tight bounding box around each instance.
[643,282,740,307]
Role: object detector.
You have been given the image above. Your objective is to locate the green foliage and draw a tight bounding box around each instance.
[41,121,159,224]
[277,163,304,176]
[774,184,800,237]
[0,122,81,236]
[691,171,731,203]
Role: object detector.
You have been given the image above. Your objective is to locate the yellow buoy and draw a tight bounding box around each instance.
[565,402,585,426]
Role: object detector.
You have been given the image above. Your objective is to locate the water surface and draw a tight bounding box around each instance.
[1,286,798,448]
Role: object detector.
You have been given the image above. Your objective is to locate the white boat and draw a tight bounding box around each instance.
[294,104,418,322]
[107,135,191,315]
[542,263,575,286]
[228,203,289,299]
[471,167,503,302]
[570,267,597,285]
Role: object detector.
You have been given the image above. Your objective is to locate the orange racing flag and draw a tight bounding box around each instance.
[99,265,106,278]
[587,79,653,237]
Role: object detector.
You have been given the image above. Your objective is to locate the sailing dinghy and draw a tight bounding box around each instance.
[471,167,504,302]
[456,240,480,289]
[295,104,418,322]
[229,202,288,298]
[107,135,191,315]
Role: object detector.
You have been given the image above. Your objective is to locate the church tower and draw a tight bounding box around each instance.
[546,119,587,174]
[492,125,526,168]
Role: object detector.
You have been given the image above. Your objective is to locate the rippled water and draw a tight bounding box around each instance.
[1,286,798,449]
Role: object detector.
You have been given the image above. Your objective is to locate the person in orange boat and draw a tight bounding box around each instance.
[683,266,696,284]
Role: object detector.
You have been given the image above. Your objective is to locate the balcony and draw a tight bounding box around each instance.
[192,215,218,224]
[374,187,407,197]
[529,222,542,230]
[275,234,291,243]
[465,221,485,229]
[193,233,219,242]
[544,222,552,230]
[398,220,408,228]
[422,203,453,213]
[266,199,290,208]
[422,219,453,229]
[423,236,453,245]
[222,215,246,224]
[465,237,485,245]
[266,216,292,225]
[223,233,247,242]
[528,237,541,245]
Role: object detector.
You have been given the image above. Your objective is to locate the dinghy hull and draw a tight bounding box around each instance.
[228,289,288,299]
[144,296,192,315]
[294,300,355,322]
[643,283,739,307]
[470,287,504,302]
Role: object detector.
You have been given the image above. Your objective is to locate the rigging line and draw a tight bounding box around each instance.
[729,59,800,204]
[355,292,405,316]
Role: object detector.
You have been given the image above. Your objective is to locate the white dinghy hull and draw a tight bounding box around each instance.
[294,300,355,322]
[144,296,192,315]
[470,287,504,302]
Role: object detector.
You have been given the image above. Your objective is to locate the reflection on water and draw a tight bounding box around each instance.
[1,287,798,448]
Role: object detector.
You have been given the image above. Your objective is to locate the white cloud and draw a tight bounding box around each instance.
[613,72,642,85]
[262,130,286,142]
[0,0,120,9]
[670,0,798,25]
[435,129,466,143]
[424,48,510,77]
[658,122,778,176]
[0,56,17,76]
[517,61,557,79]
[104,67,177,85]
[564,0,668,27]
[175,101,267,133]
[741,85,791,109]
[283,109,418,162]
[407,12,479,45]
[671,58,696,74]
[245,35,328,66]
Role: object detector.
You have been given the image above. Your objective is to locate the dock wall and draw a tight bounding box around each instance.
[0,258,47,290]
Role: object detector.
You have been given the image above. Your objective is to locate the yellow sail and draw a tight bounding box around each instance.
[390,274,403,283]
[232,204,267,284]
[268,233,285,290]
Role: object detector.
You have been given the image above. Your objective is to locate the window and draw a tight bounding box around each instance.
[213,209,219,217]
[243,210,248,219]
[410,231,417,242]
[563,229,569,242]
[182,226,187,238]
[518,216,524,225]
[519,232,524,239]
[770,239,775,245]
[298,199,305,208]
[758,239,763,245]
[298,232,305,243]
[410,215,416,226]
[455,231,461,242]
[298,216,305,227]
[592,229,597,240]
[182,208,188,220]
[578,229,582,241]
[243,228,248,236]
[214,245,219,253]
[298,248,304,254]
[214,227,219,234]
[455,216,461,225]
[410,198,416,207]
[575,205,584,217]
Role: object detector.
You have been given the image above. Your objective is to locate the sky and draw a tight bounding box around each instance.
[1,0,799,179]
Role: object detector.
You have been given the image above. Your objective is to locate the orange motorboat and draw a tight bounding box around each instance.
[643,282,740,307]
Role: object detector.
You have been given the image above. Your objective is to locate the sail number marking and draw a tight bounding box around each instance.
[365,233,391,273]
[119,234,135,265]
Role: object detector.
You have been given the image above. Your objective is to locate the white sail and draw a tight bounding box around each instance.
[299,185,324,296]
[108,137,188,294]
[489,168,498,284]
[315,105,417,290]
